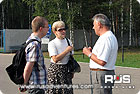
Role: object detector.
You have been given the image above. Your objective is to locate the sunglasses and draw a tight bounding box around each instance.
[57,28,66,31]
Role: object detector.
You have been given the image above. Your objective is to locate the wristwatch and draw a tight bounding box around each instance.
[88,53,92,58]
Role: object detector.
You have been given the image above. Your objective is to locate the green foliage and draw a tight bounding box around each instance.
[0,0,140,42]
[0,0,29,29]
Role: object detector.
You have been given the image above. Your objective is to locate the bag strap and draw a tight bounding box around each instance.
[65,38,72,55]
[24,39,41,71]
[24,39,41,47]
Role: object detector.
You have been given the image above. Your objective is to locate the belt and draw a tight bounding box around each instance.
[90,68,111,71]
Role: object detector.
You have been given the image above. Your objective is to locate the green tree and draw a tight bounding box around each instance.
[0,0,29,29]
[1,0,140,47]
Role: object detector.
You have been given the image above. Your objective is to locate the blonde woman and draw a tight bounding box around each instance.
[47,21,74,94]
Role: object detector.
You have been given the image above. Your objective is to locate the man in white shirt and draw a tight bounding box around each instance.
[83,13,118,94]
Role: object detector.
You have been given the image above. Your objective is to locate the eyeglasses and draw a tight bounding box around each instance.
[43,26,49,29]
[57,28,66,31]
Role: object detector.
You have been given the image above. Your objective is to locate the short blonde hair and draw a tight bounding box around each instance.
[52,21,65,31]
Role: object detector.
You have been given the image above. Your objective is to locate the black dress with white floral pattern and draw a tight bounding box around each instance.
[47,63,73,94]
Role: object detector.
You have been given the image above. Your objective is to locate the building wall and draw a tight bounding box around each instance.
[4,29,138,52]
[5,29,32,52]
[5,29,49,52]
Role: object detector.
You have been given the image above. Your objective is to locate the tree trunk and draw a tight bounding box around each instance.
[29,5,31,29]
[2,4,4,29]
[115,10,118,33]
[109,0,115,33]
[67,1,74,45]
[121,4,124,62]
[129,0,132,46]
[57,2,62,21]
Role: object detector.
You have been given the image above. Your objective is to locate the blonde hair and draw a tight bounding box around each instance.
[52,21,65,31]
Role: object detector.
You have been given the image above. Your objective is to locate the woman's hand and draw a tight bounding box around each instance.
[51,46,73,63]
[66,46,73,53]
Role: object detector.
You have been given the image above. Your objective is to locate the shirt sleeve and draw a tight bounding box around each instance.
[26,43,39,62]
[48,41,58,57]
[96,39,111,63]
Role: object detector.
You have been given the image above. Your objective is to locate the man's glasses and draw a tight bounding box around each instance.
[43,26,49,28]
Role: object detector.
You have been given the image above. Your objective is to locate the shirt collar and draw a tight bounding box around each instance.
[30,33,41,42]
[100,30,111,37]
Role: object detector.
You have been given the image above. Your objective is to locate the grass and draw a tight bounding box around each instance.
[116,48,140,68]
[43,48,140,68]
[0,48,4,52]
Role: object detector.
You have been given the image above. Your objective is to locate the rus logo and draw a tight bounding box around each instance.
[105,75,131,84]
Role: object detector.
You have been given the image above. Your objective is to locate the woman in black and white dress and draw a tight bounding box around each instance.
[47,21,74,94]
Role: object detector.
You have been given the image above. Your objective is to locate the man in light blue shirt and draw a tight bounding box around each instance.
[23,16,49,94]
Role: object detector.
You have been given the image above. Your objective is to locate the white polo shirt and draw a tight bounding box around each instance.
[48,37,73,64]
[89,31,118,70]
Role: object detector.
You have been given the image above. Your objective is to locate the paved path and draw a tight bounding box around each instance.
[0,54,140,94]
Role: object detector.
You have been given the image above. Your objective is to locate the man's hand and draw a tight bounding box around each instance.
[18,87,27,92]
[83,47,106,66]
[83,47,92,56]
[88,47,92,52]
